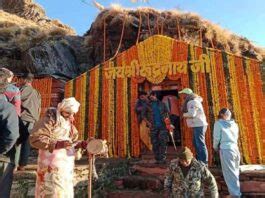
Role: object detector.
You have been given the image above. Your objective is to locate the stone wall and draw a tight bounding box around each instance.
[10,160,265,197]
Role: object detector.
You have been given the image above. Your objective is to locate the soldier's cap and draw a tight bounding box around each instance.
[177,147,193,160]
[178,88,193,95]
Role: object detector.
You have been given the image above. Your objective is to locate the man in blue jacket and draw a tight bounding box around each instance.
[0,71,19,197]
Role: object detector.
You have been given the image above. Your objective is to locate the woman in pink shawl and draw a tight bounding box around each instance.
[30,97,85,198]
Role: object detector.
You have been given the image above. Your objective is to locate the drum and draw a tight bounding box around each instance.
[86,139,108,155]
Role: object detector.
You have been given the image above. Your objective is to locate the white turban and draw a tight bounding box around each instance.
[57,97,80,114]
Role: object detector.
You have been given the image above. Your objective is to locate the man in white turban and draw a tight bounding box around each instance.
[30,97,86,198]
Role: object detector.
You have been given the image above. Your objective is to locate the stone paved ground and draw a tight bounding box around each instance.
[11,147,265,197]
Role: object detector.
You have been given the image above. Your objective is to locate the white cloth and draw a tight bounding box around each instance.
[183,96,208,127]
[57,97,80,114]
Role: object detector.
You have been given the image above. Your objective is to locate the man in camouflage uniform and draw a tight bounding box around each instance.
[164,147,218,197]
[143,91,171,164]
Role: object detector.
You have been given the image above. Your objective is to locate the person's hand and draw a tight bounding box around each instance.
[55,140,72,149]
[74,140,88,150]
[164,118,171,125]
[146,121,152,128]
[166,124,174,132]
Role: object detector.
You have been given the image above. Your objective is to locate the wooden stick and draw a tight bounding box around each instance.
[88,154,93,198]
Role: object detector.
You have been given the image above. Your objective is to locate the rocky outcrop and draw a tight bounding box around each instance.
[0,0,74,34]
[0,0,46,22]
[0,10,85,78]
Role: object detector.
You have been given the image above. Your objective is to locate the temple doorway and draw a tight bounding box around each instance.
[138,79,182,153]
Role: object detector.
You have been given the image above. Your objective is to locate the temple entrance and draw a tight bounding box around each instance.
[138,79,182,154]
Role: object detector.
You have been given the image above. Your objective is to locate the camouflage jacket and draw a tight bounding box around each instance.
[164,158,218,198]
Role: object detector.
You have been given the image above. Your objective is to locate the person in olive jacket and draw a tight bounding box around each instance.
[18,73,41,171]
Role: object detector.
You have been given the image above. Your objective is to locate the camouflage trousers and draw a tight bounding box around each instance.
[150,127,168,161]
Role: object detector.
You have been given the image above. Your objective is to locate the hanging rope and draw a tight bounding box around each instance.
[199,28,203,47]
[156,14,160,34]
[177,18,181,40]
[161,17,164,35]
[103,17,106,62]
[211,39,215,49]
[113,14,127,58]
[136,11,142,44]
[147,12,152,36]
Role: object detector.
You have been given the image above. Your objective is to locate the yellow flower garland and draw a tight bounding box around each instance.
[64,80,73,98]
[108,68,115,157]
[245,59,262,162]
[208,49,220,119]
[136,35,173,84]
[80,73,87,140]
[227,55,250,163]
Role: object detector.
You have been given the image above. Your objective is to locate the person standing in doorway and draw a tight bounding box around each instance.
[144,91,172,164]
[162,94,181,145]
[179,88,208,165]
[213,108,241,197]
[18,73,41,171]
[135,91,149,124]
[135,91,152,151]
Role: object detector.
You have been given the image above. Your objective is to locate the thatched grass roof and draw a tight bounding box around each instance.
[85,6,265,61]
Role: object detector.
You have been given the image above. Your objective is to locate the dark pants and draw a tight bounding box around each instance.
[19,121,34,166]
[193,126,208,164]
[150,127,168,161]
[0,161,15,198]
[169,115,181,145]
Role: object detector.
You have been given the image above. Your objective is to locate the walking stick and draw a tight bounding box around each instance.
[169,130,177,151]
[165,118,177,151]
[88,153,94,198]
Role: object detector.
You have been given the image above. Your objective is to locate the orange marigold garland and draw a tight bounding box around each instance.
[214,51,228,107]
[227,54,250,163]
[128,46,141,157]
[116,53,126,157]
[251,60,265,162]
[88,68,96,138]
[235,57,256,163]
[74,76,82,138]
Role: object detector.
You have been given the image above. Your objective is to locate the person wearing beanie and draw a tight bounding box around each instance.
[179,88,208,165]
[0,72,19,197]
[164,147,218,197]
[213,108,241,197]
[29,97,87,197]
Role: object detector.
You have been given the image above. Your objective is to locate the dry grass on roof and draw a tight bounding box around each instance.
[89,7,264,60]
